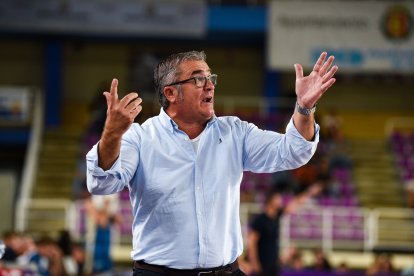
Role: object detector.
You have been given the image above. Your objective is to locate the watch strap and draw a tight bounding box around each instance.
[296,101,316,115]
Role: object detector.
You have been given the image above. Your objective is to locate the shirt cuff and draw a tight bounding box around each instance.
[86,143,122,179]
[286,116,320,149]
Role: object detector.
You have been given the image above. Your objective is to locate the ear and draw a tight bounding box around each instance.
[163,86,176,104]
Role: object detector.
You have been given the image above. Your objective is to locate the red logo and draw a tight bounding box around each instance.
[382,5,412,41]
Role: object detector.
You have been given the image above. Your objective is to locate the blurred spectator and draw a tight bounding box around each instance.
[280,246,304,272]
[405,179,414,209]
[321,109,343,143]
[71,242,86,276]
[316,157,337,198]
[1,231,49,274]
[57,230,82,276]
[309,247,332,272]
[291,163,319,194]
[1,231,19,262]
[280,245,300,268]
[86,194,121,275]
[289,251,305,272]
[271,170,296,195]
[367,253,396,276]
[336,261,350,274]
[247,184,321,276]
[36,237,68,276]
[319,110,352,172]
[401,257,414,276]
[0,239,5,259]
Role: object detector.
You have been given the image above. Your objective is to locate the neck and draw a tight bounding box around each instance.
[166,109,208,139]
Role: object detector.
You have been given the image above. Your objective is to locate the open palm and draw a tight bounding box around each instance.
[295,52,338,108]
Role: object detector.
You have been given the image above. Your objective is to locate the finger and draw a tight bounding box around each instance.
[125,97,142,112]
[110,78,119,101]
[322,65,338,83]
[319,55,335,76]
[119,92,139,108]
[321,78,336,92]
[129,105,142,120]
[294,64,304,79]
[313,52,327,72]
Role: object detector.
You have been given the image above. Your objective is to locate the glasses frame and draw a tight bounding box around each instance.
[165,74,217,88]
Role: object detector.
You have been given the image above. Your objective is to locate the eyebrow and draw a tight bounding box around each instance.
[190,69,211,76]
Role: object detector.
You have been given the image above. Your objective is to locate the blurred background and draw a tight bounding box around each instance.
[0,0,414,275]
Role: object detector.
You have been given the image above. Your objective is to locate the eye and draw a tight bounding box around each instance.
[193,76,205,86]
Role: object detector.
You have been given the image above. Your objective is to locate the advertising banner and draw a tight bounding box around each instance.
[268,1,414,72]
[0,0,206,38]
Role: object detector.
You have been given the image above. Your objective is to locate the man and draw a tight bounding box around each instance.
[247,185,321,276]
[86,50,337,275]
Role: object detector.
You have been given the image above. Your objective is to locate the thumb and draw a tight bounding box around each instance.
[294,63,303,79]
[103,91,112,108]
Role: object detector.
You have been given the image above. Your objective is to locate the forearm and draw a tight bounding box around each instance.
[86,130,139,195]
[247,245,261,269]
[293,109,315,141]
[98,129,123,170]
[285,185,320,214]
[247,232,262,271]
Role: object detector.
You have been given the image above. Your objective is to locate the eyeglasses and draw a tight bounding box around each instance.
[166,74,217,88]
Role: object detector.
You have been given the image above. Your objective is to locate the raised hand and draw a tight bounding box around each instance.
[103,78,142,137]
[294,52,338,108]
[98,79,142,170]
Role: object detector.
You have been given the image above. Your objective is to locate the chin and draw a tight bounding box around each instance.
[205,109,215,119]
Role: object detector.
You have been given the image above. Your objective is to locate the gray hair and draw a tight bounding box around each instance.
[154,50,207,109]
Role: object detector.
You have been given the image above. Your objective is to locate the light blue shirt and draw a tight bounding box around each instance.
[86,108,319,269]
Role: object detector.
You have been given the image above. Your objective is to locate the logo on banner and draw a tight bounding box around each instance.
[381,5,413,41]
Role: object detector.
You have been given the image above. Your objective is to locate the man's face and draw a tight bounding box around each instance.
[169,60,215,123]
[268,194,282,211]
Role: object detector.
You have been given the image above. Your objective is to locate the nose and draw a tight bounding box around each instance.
[204,78,215,90]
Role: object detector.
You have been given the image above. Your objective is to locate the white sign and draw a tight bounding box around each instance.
[268,1,414,72]
[0,0,206,38]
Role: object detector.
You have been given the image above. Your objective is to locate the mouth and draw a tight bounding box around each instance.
[202,96,213,103]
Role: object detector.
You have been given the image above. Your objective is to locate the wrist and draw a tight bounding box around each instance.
[102,126,123,141]
[296,101,316,116]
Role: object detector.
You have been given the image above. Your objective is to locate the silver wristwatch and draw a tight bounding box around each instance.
[296,101,316,115]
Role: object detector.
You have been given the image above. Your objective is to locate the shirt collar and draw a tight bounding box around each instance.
[159,107,177,133]
[158,107,218,134]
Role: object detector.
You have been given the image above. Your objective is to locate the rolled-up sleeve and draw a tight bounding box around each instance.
[86,126,140,195]
[242,117,319,173]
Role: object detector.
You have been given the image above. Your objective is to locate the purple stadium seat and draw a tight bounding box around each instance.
[310,226,322,239]
[352,229,365,240]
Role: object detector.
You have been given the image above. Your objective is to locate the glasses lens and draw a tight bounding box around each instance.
[194,74,218,87]
[195,76,204,87]
[209,74,217,86]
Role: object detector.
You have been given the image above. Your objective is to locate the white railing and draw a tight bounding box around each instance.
[66,200,414,253]
[240,203,414,252]
[15,89,44,231]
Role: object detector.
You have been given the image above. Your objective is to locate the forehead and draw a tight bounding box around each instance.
[178,60,210,77]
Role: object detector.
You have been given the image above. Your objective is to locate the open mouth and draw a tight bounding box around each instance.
[202,96,213,103]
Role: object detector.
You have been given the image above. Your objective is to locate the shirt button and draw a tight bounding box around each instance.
[197,186,200,190]
[185,138,189,141]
